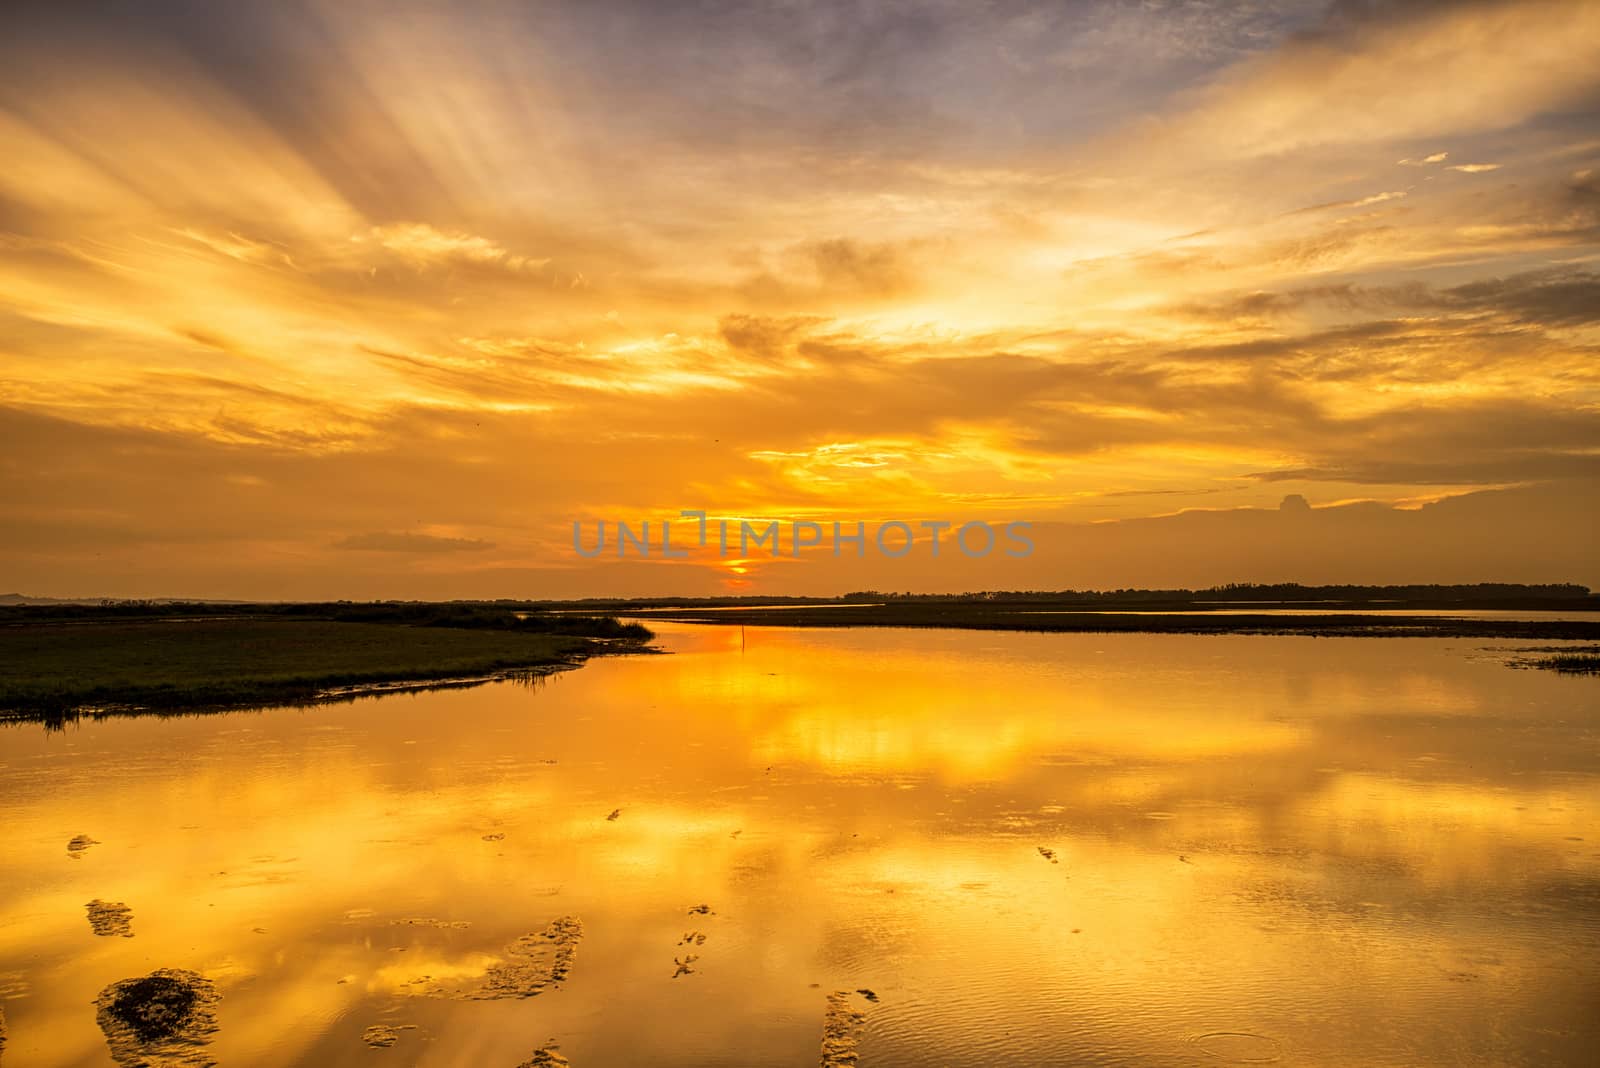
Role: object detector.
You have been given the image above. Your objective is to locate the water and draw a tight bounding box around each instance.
[1,624,1596,1066]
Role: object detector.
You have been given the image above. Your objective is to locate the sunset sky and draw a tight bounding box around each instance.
[2,0,1597,598]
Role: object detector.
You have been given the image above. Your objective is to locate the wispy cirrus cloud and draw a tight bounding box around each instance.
[334,532,497,553]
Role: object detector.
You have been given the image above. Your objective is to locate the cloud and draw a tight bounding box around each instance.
[359,224,549,272]
[718,314,827,361]
[807,238,908,296]
[333,532,496,553]
[1177,2,1600,158]
[1283,190,1408,216]
[1186,267,1600,328]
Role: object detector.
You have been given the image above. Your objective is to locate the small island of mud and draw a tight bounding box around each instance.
[406,916,582,1000]
[361,1023,417,1049]
[820,989,874,1067]
[95,969,219,1068]
[86,899,134,938]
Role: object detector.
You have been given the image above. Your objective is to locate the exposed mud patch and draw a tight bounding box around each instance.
[406,916,582,1000]
[1,1002,7,1061]
[361,1024,417,1048]
[820,989,872,1067]
[605,809,620,822]
[87,899,134,937]
[671,955,698,978]
[391,918,472,930]
[482,833,506,842]
[68,834,99,857]
[95,969,220,1067]
[1036,846,1058,863]
[517,1047,570,1067]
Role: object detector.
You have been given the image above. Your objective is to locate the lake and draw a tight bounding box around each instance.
[1,624,1596,1066]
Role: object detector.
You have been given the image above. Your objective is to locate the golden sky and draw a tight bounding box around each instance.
[1,0,1597,597]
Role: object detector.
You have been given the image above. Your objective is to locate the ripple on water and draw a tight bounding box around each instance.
[1190,1031,1284,1062]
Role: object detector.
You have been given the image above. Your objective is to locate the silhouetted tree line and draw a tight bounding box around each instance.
[839,583,1593,604]
[3,583,1592,624]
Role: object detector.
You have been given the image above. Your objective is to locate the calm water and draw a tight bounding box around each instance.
[1,625,1597,1067]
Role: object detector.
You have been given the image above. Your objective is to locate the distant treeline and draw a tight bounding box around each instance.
[836,583,1595,604]
[1,584,1592,621]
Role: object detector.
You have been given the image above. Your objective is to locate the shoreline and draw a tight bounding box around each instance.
[7,601,1595,727]
[0,614,653,726]
[628,608,1600,641]
[0,660,593,730]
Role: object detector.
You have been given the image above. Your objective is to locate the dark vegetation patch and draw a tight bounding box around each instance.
[95,969,219,1067]
[1511,648,1600,675]
[534,582,1596,613]
[0,604,651,724]
[630,601,1599,640]
[86,899,134,937]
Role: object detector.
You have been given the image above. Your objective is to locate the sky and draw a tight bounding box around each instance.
[1,0,1597,598]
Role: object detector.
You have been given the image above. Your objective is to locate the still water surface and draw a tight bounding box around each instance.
[1,625,1596,1066]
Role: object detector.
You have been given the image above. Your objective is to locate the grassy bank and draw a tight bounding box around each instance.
[0,610,651,722]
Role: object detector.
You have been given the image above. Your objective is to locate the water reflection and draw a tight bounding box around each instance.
[0,625,1596,1065]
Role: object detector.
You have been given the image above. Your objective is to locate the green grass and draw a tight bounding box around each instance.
[0,618,636,719]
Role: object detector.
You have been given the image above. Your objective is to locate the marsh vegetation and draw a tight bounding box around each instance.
[0,603,651,722]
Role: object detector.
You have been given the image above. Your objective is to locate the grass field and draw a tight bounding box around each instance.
[0,617,635,720]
